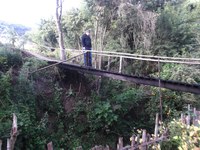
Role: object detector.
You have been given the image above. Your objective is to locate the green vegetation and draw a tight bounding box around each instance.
[0,0,200,149]
[161,119,200,150]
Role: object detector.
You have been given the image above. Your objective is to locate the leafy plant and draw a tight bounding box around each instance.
[161,120,200,150]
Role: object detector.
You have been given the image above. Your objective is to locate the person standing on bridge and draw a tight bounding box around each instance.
[81,29,92,67]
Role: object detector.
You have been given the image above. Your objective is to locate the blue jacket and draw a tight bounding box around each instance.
[81,34,92,49]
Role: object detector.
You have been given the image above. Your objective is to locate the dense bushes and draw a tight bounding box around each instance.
[0,44,200,149]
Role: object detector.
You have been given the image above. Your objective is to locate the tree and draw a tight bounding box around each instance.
[56,0,66,60]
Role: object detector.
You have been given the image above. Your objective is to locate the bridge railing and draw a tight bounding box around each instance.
[64,49,200,75]
[28,42,200,82]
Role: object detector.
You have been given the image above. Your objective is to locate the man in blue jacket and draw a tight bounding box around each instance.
[81,30,92,67]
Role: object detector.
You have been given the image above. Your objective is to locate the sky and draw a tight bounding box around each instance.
[0,0,83,28]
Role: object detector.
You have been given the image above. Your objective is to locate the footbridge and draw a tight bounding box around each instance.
[22,48,200,94]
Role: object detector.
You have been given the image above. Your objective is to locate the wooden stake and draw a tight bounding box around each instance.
[181,113,185,124]
[131,135,135,150]
[187,104,191,127]
[76,146,83,150]
[7,139,10,150]
[141,130,147,150]
[119,56,123,73]
[186,115,190,127]
[0,140,2,150]
[154,113,159,139]
[117,137,123,150]
[10,113,18,150]
[105,145,110,150]
[78,82,82,95]
[193,108,197,126]
[136,134,140,145]
[47,142,53,150]
[158,59,163,122]
[107,56,111,71]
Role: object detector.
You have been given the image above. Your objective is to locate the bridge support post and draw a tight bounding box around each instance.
[107,56,111,71]
[119,56,123,73]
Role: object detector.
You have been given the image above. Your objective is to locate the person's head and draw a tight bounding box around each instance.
[85,29,91,35]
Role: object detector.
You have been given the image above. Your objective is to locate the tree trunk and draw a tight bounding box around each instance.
[56,0,66,60]
[94,18,99,68]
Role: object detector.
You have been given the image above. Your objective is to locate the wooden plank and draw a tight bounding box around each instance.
[57,63,200,94]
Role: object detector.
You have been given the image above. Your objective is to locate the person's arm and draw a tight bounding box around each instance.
[81,35,86,48]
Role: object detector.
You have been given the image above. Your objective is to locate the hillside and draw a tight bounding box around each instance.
[0,44,200,149]
[0,21,31,36]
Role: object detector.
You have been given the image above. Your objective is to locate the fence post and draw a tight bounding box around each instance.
[99,55,102,70]
[76,146,83,150]
[136,134,140,145]
[47,142,53,150]
[141,130,147,150]
[131,135,135,150]
[193,108,198,126]
[181,113,185,124]
[154,113,159,139]
[117,137,123,150]
[107,56,111,71]
[10,113,18,150]
[119,56,123,73]
[105,145,110,150]
[0,140,2,150]
[186,115,190,127]
[7,139,10,150]
[94,53,97,69]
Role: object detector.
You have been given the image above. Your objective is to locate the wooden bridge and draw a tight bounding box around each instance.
[22,48,200,94]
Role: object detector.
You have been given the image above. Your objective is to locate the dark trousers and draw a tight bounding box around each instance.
[84,48,92,67]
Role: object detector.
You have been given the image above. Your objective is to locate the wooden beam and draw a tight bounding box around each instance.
[57,63,200,94]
